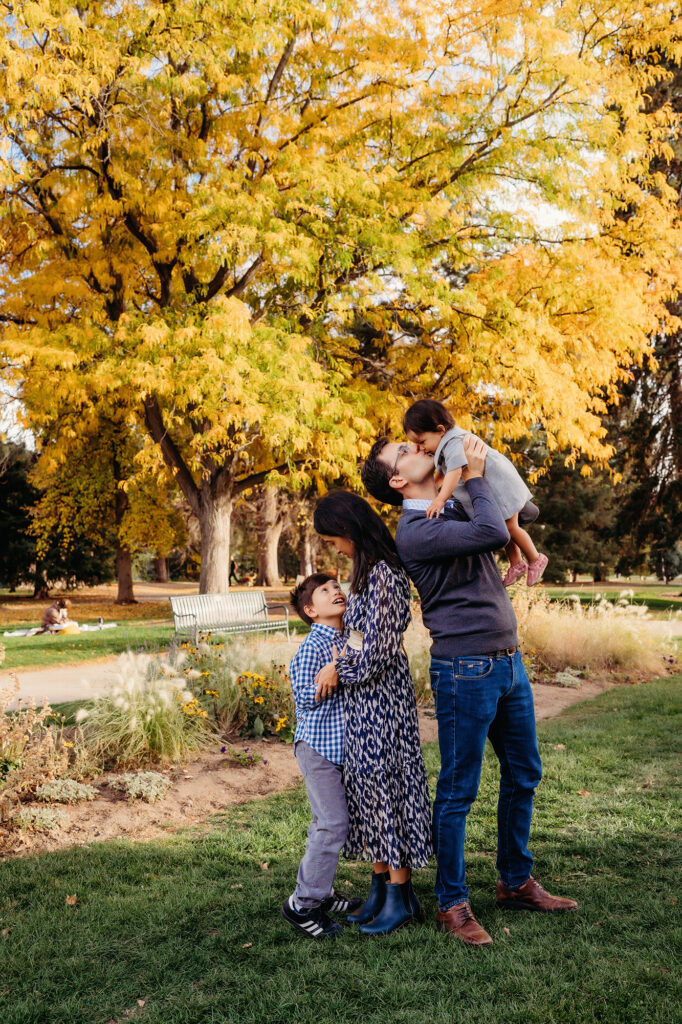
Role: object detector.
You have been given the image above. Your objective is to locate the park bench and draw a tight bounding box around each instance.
[169,591,290,644]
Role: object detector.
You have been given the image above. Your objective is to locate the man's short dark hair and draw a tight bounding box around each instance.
[361,437,403,507]
[290,573,336,626]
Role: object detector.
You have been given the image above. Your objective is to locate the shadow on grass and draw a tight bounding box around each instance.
[0,677,680,1024]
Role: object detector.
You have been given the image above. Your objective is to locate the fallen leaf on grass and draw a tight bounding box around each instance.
[503,927,511,936]
[595,921,602,927]
[577,790,591,797]
[65,894,78,906]
[230,883,243,890]
[260,862,269,871]
[137,999,145,1008]
[242,942,253,948]
[1,928,10,937]
[207,929,220,935]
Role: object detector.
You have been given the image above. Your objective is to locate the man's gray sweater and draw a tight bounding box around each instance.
[395,477,518,659]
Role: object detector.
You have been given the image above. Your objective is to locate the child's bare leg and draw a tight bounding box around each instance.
[505,538,524,567]
[506,515,541,564]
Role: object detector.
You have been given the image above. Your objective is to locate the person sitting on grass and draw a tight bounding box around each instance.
[37,598,73,634]
[281,573,362,940]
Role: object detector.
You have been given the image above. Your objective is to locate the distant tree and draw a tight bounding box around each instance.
[0,441,116,595]
[0,442,39,591]
[516,447,620,583]
[609,39,682,577]
[29,414,186,602]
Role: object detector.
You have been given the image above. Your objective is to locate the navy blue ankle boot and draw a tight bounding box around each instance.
[347,871,388,925]
[401,879,424,924]
[358,881,413,936]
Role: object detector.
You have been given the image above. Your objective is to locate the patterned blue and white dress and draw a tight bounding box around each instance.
[335,560,433,869]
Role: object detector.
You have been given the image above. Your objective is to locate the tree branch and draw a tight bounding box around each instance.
[142,394,201,516]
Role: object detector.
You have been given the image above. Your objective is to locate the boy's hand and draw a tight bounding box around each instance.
[461,436,487,480]
[314,644,346,701]
[425,495,448,519]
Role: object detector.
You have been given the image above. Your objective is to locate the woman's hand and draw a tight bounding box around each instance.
[314,644,346,701]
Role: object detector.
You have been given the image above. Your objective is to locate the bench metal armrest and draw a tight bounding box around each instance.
[266,602,290,638]
[171,609,199,641]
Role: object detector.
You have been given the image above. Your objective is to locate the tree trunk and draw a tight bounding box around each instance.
[32,569,50,600]
[199,490,233,593]
[113,467,136,603]
[257,488,283,586]
[155,553,169,582]
[299,519,318,577]
[115,541,136,603]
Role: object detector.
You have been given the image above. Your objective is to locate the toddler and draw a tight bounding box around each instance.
[403,399,548,586]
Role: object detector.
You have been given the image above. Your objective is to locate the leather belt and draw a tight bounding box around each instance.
[479,646,520,659]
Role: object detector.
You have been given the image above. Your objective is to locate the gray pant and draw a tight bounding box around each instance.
[293,741,349,909]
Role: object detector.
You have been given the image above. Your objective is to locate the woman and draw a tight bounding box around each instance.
[313,490,433,936]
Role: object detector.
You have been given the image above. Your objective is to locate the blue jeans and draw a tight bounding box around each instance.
[430,651,542,910]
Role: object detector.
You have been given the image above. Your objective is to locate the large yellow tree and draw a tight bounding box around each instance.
[1,1,680,589]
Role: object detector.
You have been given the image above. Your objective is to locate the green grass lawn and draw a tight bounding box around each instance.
[1,676,680,1023]
[1,622,174,670]
[544,586,682,614]
[1,620,306,671]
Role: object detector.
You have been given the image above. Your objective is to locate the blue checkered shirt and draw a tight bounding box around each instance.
[289,623,345,765]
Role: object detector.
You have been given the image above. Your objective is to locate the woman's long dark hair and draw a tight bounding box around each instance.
[313,490,403,594]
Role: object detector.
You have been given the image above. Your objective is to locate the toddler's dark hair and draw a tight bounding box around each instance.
[290,573,336,626]
[403,398,455,434]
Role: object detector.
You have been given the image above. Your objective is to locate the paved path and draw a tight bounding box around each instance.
[2,658,125,705]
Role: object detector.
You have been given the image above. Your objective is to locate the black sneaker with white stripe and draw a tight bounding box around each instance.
[281,897,344,939]
[321,890,363,916]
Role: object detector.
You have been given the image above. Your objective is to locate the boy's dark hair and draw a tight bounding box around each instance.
[314,489,402,592]
[361,437,403,507]
[403,398,454,434]
[290,573,336,626]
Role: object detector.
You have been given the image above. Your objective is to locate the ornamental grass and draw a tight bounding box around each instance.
[513,590,678,676]
[82,651,211,768]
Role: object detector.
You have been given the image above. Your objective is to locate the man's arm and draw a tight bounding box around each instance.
[401,478,510,562]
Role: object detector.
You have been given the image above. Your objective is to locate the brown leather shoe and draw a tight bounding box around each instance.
[496,877,578,912]
[437,902,493,947]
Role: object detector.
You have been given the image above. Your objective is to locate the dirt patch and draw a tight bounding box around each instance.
[0,677,625,860]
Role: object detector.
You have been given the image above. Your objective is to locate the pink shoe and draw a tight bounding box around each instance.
[526,553,549,586]
[502,561,528,587]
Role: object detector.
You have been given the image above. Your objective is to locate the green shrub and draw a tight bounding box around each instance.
[35,779,98,803]
[13,806,66,832]
[0,678,69,819]
[233,665,295,740]
[177,639,296,741]
[109,771,171,803]
[180,642,241,730]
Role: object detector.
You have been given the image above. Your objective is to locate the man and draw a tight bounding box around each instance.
[361,436,577,947]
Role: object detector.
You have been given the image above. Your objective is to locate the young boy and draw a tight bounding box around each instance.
[281,573,361,939]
